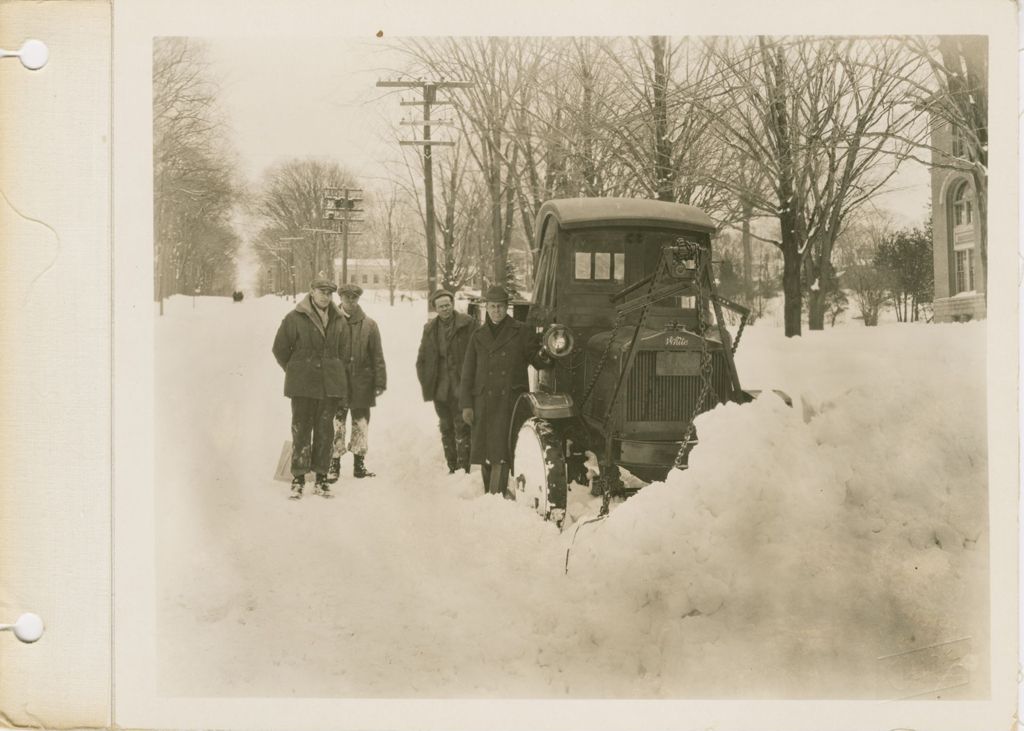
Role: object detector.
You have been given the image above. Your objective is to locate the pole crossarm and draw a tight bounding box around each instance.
[376,80,473,88]
[399,100,452,106]
[400,119,452,126]
[399,140,455,146]
[378,80,472,298]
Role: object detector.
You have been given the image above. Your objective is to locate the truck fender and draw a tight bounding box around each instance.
[523,392,576,419]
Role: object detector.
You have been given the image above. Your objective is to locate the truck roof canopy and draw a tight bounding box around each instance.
[539,197,717,234]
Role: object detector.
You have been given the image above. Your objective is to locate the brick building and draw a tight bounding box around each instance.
[930,121,986,322]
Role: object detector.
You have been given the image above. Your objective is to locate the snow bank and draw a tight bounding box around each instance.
[154,295,989,699]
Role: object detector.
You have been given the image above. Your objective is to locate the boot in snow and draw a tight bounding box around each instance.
[326,457,341,484]
[289,475,305,500]
[441,432,458,474]
[353,454,375,478]
[314,473,334,498]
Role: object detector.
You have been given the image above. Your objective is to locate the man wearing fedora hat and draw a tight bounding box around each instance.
[459,285,552,495]
[416,289,477,474]
[272,276,348,500]
[328,282,387,481]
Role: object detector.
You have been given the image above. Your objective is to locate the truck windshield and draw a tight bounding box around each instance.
[569,228,704,309]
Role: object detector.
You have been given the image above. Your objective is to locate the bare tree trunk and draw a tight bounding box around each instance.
[782,239,802,337]
[651,36,674,202]
[807,257,833,331]
[497,146,518,287]
[387,232,396,306]
[741,196,753,306]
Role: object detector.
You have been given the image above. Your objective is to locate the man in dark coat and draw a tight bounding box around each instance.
[329,283,387,480]
[460,286,551,495]
[272,277,348,500]
[416,289,476,474]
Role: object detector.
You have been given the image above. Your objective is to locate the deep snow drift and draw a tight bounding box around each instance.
[154,293,988,699]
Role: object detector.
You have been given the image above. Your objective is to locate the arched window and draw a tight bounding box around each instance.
[950,180,976,293]
[953,181,973,227]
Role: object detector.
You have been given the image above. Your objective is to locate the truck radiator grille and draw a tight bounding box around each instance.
[626,351,731,422]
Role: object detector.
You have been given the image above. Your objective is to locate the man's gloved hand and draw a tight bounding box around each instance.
[462,408,474,426]
[375,387,385,397]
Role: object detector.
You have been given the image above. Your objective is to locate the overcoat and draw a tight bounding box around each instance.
[338,304,387,408]
[416,311,476,402]
[272,295,349,400]
[459,315,548,465]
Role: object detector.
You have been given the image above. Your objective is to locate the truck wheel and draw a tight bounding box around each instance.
[511,417,567,521]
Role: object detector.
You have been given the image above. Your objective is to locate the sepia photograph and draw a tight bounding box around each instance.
[147,30,995,702]
[0,0,1017,729]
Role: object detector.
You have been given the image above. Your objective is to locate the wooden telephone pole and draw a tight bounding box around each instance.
[314,187,364,285]
[376,79,471,294]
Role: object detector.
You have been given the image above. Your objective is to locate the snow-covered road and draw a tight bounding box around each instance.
[155,294,988,699]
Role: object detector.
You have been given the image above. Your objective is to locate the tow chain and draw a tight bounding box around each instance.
[577,308,625,410]
[580,270,662,516]
[711,294,749,355]
[673,253,715,471]
[731,309,747,355]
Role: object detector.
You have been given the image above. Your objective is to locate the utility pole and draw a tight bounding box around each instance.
[377,78,471,295]
[276,236,305,301]
[320,187,364,285]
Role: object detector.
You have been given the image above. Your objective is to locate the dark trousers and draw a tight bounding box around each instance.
[480,461,510,495]
[433,394,470,471]
[291,397,340,476]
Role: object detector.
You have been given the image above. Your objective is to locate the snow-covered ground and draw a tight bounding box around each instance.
[155,293,988,699]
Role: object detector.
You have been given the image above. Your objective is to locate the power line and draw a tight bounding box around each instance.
[376,79,472,295]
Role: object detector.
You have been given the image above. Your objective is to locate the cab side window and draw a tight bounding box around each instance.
[534,217,561,309]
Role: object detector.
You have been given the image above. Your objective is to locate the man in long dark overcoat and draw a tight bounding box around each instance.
[272,277,348,499]
[416,289,477,474]
[460,286,551,495]
[329,283,387,480]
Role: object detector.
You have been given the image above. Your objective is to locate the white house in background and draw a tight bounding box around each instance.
[335,258,391,289]
[930,121,986,322]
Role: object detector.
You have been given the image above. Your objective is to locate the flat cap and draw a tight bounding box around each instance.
[482,285,510,303]
[337,282,364,297]
[310,277,337,292]
[429,288,455,304]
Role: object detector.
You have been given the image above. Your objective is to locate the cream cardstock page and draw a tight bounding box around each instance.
[0,0,1019,728]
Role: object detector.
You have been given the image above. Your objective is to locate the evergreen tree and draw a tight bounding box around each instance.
[504,258,521,299]
[874,227,934,322]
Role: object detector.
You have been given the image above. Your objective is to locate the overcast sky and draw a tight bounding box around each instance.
[205,36,932,229]
[208,37,410,191]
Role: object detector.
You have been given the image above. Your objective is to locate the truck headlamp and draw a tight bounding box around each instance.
[542,325,575,359]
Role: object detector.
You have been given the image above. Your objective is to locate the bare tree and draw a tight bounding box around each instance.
[153,37,239,312]
[835,213,892,326]
[433,140,492,292]
[701,37,925,336]
[399,37,548,286]
[256,158,358,285]
[366,184,418,305]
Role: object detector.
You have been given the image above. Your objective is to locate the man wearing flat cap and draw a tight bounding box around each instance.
[272,276,347,500]
[416,289,477,474]
[459,286,552,495]
[328,282,387,481]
